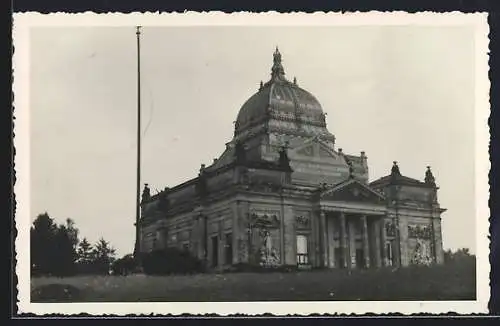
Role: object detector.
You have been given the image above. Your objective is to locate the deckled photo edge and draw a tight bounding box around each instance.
[12,11,490,316]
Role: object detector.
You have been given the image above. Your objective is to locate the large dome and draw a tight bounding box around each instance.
[234,48,327,137]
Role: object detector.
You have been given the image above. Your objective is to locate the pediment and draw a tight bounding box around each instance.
[296,144,314,157]
[320,179,385,204]
[290,137,342,162]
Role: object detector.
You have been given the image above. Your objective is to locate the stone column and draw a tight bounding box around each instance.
[320,210,328,267]
[231,201,239,265]
[432,216,445,264]
[339,211,348,269]
[194,215,201,259]
[394,216,404,267]
[311,210,319,267]
[327,213,335,268]
[361,215,370,268]
[373,220,382,268]
[380,217,387,266]
[283,205,296,266]
[218,220,224,268]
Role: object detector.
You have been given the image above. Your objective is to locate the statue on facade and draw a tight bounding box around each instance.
[234,140,247,164]
[411,239,433,266]
[425,166,436,186]
[391,161,401,176]
[347,160,354,179]
[141,183,151,203]
[320,113,326,124]
[278,145,292,170]
[258,229,280,267]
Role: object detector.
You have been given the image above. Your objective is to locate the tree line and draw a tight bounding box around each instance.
[31,213,116,277]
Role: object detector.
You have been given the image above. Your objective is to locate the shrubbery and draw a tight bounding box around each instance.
[111,254,139,276]
[444,248,476,266]
[232,263,298,273]
[141,247,206,275]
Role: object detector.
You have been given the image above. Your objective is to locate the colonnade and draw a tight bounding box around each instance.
[317,210,396,269]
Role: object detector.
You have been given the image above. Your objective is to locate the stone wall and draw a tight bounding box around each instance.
[396,211,443,267]
[432,216,445,264]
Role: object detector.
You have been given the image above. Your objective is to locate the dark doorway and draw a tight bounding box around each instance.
[211,235,219,267]
[225,233,233,265]
[355,249,365,268]
[334,247,344,269]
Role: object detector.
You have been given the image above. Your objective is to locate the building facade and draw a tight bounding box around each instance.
[138,48,446,270]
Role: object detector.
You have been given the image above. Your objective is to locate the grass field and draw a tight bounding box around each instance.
[31,260,476,302]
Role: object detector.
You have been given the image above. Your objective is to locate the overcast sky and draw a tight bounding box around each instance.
[30,26,476,257]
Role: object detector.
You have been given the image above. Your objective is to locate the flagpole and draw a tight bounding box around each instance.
[134,26,142,259]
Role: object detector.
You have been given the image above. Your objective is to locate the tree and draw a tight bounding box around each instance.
[31,213,77,277]
[52,225,78,276]
[76,237,94,274]
[65,218,79,250]
[31,213,58,276]
[77,238,93,264]
[91,238,116,274]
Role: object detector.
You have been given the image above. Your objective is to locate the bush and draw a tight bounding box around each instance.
[111,254,138,275]
[141,248,205,275]
[232,263,298,273]
[444,248,476,266]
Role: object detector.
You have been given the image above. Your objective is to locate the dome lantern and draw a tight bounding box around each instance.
[271,46,286,80]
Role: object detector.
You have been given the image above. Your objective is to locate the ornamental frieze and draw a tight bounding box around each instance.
[295,214,311,229]
[408,224,433,239]
[249,211,281,228]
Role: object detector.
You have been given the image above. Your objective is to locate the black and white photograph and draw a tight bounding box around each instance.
[13,12,490,315]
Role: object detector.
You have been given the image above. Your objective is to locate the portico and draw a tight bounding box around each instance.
[315,177,397,269]
[317,208,392,269]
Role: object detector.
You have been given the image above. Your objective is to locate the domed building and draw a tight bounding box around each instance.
[138,48,446,270]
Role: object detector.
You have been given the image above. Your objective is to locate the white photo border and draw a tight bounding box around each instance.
[13,11,491,315]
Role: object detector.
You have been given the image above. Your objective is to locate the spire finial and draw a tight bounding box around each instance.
[259,80,263,90]
[271,46,285,79]
[391,161,401,176]
[293,76,297,85]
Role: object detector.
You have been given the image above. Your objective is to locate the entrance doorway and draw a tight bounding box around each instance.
[334,247,344,268]
[355,248,365,268]
[211,235,219,267]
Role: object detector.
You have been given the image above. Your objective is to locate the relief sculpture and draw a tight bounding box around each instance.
[408,224,432,239]
[411,238,433,265]
[257,229,280,267]
[247,212,281,267]
[295,214,311,229]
